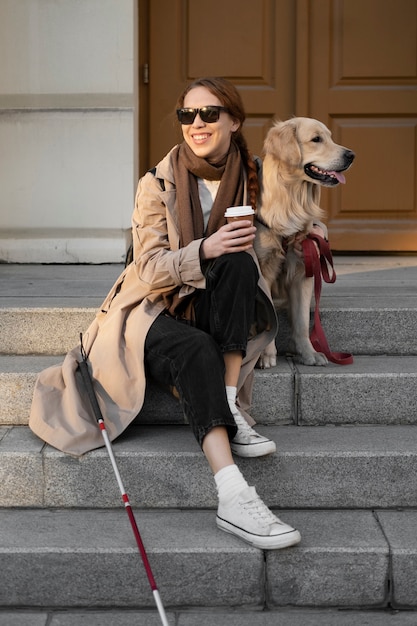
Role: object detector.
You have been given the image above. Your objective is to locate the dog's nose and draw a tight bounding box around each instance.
[345,150,355,164]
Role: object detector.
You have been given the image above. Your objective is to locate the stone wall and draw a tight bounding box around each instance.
[0,0,137,262]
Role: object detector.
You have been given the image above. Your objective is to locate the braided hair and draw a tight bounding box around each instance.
[176,77,260,211]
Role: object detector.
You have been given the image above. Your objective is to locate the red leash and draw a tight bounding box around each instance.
[302,234,353,365]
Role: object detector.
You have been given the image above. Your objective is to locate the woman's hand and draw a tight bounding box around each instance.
[200,220,256,260]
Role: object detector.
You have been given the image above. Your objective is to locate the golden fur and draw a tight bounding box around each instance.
[254,117,355,367]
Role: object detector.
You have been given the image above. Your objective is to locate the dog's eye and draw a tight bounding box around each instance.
[311,136,322,143]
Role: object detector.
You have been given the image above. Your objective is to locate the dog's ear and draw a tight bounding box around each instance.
[264,121,302,168]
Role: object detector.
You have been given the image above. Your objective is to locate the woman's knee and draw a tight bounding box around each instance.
[220,251,257,273]
[208,252,258,286]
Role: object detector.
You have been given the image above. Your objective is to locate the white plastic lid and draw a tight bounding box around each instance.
[224,205,255,217]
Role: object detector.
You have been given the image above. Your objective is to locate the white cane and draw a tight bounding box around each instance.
[78,335,169,626]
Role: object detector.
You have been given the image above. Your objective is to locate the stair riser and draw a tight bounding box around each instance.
[0,371,186,427]
[1,309,417,356]
[0,550,388,610]
[2,355,416,427]
[276,310,417,356]
[0,309,96,356]
[0,509,395,610]
[2,426,417,510]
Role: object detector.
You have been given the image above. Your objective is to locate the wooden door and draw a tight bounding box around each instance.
[297,0,417,251]
[140,0,417,251]
[141,0,297,171]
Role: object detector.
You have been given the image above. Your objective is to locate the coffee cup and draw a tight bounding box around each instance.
[224,206,255,225]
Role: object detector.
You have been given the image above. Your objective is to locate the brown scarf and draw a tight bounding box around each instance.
[163,140,246,319]
[172,140,245,247]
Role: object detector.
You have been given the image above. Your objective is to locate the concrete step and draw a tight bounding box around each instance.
[1,303,417,357]
[1,354,417,427]
[1,507,416,610]
[2,424,417,510]
[0,307,96,355]
[0,355,186,427]
[1,260,417,618]
[1,609,417,626]
[1,258,417,357]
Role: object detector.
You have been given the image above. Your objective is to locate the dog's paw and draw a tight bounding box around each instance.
[288,338,328,366]
[258,353,277,369]
[257,341,277,368]
[294,351,328,366]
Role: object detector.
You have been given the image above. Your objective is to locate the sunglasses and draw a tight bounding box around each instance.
[176,105,229,125]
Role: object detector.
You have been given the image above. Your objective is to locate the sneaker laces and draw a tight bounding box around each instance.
[240,489,281,527]
[232,410,262,439]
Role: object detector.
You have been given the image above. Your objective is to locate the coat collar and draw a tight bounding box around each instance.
[153,146,179,187]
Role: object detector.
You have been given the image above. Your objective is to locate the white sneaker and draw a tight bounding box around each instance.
[217,486,301,550]
[230,410,276,457]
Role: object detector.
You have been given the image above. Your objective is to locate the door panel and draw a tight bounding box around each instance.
[298,0,417,251]
[146,0,297,169]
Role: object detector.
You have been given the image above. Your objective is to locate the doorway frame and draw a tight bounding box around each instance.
[138,0,150,177]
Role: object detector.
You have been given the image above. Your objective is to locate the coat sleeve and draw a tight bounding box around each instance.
[131,172,206,293]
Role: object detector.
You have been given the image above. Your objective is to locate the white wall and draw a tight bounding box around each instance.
[0,0,136,263]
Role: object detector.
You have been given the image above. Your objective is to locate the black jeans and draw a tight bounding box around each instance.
[144,252,258,447]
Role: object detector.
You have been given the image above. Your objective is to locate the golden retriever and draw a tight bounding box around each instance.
[254,117,355,367]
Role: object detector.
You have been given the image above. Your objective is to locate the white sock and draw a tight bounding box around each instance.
[225,385,239,415]
[214,464,249,504]
[225,385,237,402]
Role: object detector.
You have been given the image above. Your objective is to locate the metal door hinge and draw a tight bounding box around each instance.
[143,63,149,84]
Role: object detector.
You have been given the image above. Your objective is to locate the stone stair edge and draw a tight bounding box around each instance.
[2,352,416,370]
[0,508,416,610]
[2,424,417,510]
[1,354,417,427]
[2,610,417,626]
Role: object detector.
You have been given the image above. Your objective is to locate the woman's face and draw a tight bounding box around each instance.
[181,86,240,163]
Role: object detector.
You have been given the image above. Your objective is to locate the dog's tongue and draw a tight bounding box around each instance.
[329,170,346,184]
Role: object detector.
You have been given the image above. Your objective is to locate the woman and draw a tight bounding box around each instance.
[30,77,301,550]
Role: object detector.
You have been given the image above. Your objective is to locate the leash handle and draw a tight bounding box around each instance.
[303,235,353,365]
[303,234,335,283]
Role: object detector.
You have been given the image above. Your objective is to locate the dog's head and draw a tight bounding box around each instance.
[264,117,355,187]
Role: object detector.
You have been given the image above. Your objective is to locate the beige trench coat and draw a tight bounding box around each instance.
[29,148,278,456]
